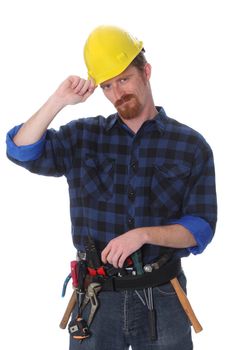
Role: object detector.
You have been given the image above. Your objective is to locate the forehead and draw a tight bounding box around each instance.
[100,65,139,86]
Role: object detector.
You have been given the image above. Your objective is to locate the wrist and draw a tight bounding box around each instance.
[139,226,160,245]
[48,93,67,112]
[143,227,152,244]
[134,227,151,245]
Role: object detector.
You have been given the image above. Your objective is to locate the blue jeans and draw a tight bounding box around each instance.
[69,271,193,350]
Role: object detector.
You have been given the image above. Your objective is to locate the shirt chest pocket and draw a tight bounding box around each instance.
[80,156,115,201]
[151,162,191,210]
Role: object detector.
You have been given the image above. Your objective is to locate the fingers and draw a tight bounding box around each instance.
[101,243,126,268]
[70,76,80,89]
[118,254,127,268]
[74,78,89,94]
[101,245,111,264]
[69,76,95,94]
[54,75,96,107]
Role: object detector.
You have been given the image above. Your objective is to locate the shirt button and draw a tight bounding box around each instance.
[128,188,135,201]
[127,216,135,229]
[130,160,138,172]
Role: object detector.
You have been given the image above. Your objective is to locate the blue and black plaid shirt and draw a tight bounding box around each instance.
[6,107,217,263]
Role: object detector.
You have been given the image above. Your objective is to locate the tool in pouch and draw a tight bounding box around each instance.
[59,236,141,341]
[132,249,158,341]
[134,248,182,340]
[68,235,104,341]
[60,235,106,341]
[59,259,87,333]
[59,260,79,330]
[65,236,135,341]
[68,282,102,341]
[144,248,203,334]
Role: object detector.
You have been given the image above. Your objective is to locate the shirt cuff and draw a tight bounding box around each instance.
[6,124,46,161]
[168,215,213,255]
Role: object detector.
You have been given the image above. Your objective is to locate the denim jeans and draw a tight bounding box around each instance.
[69,271,193,350]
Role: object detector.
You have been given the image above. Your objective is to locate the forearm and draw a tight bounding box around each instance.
[12,76,96,147]
[142,224,197,249]
[13,95,65,146]
[101,224,197,268]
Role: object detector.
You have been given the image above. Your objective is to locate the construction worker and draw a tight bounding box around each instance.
[6,25,217,350]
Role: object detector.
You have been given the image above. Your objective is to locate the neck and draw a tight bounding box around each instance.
[120,103,158,134]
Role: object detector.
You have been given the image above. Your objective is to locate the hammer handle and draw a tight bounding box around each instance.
[170,277,203,333]
[59,290,77,329]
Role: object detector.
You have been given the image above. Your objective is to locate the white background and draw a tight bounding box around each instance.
[0,1,232,349]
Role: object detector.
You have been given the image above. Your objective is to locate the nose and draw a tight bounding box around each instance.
[112,84,124,102]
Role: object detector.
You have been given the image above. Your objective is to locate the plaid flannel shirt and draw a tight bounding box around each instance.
[6,107,217,263]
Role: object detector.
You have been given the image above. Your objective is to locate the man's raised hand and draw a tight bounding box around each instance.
[53,75,96,107]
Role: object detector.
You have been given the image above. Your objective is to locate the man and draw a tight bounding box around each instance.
[6,25,217,350]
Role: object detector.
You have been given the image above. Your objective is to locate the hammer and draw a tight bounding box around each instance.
[170,277,203,333]
[145,249,203,333]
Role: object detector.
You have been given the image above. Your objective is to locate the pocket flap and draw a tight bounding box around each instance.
[154,162,190,178]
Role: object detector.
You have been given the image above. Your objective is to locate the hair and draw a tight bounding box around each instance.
[129,49,147,71]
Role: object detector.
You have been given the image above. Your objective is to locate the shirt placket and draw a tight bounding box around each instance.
[126,135,140,231]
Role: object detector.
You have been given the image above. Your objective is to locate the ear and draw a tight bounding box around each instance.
[144,63,152,80]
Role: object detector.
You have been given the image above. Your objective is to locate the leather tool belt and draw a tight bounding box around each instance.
[93,258,181,291]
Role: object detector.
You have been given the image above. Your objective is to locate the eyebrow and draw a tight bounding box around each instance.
[100,74,133,89]
[117,74,132,81]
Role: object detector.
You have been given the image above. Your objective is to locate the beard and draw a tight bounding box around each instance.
[114,94,142,120]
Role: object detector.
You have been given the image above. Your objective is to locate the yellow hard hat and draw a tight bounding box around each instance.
[84,25,143,85]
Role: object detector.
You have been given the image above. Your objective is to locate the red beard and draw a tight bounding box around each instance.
[114,94,142,120]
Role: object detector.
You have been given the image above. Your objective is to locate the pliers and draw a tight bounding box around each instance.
[79,282,102,327]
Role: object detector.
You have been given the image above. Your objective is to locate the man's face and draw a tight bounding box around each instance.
[100,65,149,120]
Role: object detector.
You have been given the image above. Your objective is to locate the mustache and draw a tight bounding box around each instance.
[114,94,135,108]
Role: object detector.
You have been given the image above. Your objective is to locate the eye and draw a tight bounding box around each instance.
[101,84,111,91]
[119,78,128,84]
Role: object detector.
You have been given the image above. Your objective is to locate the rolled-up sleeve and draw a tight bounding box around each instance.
[6,124,46,161]
[6,121,78,177]
[169,215,213,254]
[169,137,217,255]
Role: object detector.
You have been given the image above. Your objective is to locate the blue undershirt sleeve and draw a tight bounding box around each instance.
[168,215,213,254]
[6,124,46,161]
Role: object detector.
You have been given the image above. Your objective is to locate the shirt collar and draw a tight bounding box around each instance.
[105,106,167,135]
[105,113,118,131]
